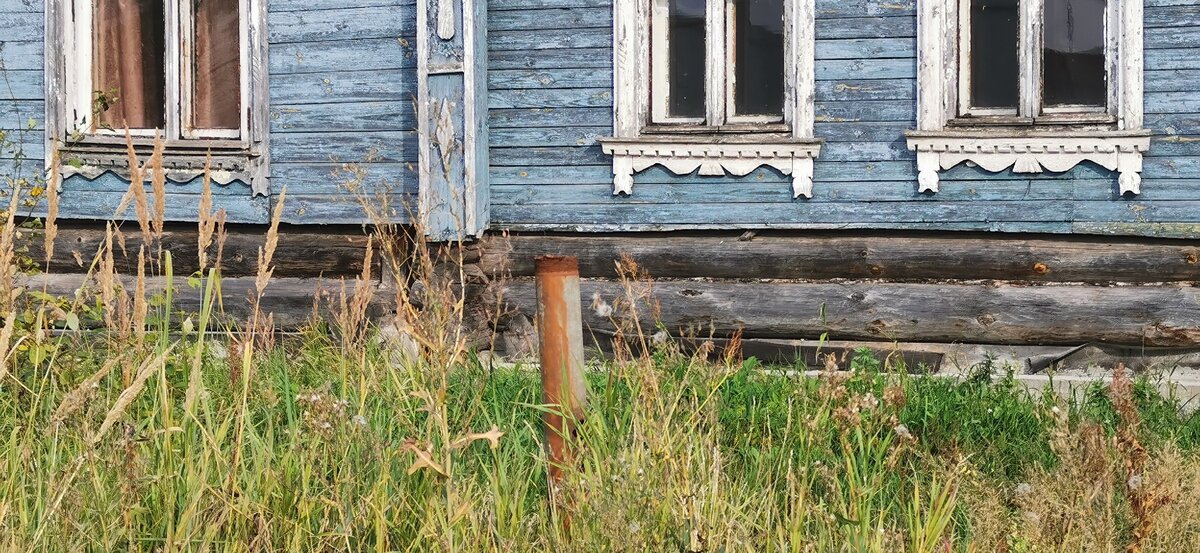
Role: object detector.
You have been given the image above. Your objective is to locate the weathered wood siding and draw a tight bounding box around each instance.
[0,0,419,224]
[268,0,418,224]
[486,0,1200,238]
[0,1,45,195]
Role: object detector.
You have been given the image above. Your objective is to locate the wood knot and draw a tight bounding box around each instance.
[1032,262,1049,274]
[1187,252,1199,265]
[869,265,883,276]
[678,289,702,297]
[976,314,996,326]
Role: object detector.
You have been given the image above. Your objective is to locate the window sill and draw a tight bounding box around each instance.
[598,136,823,198]
[904,129,1152,195]
[57,137,267,196]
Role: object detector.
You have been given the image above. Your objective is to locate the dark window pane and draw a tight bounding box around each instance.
[732,0,784,116]
[94,0,166,130]
[1044,0,1106,106]
[193,0,242,130]
[969,0,1020,109]
[668,0,706,118]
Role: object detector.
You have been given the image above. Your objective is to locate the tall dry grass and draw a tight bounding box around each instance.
[0,138,1196,552]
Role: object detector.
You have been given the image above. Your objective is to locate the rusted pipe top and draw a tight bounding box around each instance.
[534,255,579,276]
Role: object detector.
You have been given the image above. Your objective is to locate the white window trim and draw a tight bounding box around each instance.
[44,0,271,196]
[602,0,821,199]
[907,0,1150,195]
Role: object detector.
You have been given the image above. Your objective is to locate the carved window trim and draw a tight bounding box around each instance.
[907,0,1149,195]
[44,0,271,195]
[602,0,821,198]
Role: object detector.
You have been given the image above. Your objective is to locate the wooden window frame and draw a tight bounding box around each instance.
[648,0,787,127]
[45,0,271,195]
[907,0,1150,196]
[604,0,822,198]
[955,0,1116,122]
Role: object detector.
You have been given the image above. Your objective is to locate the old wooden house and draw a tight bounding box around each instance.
[1,0,1198,362]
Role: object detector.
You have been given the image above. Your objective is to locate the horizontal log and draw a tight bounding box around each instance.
[499,279,1200,347]
[479,232,1200,283]
[19,274,391,330]
[22,224,378,278]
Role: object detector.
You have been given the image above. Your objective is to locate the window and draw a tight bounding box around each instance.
[907,0,1150,195]
[959,0,1109,119]
[603,0,821,198]
[650,0,785,126]
[46,0,269,194]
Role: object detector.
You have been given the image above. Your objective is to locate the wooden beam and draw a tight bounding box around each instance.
[19,274,391,329]
[500,278,1200,347]
[22,224,376,278]
[479,232,1200,283]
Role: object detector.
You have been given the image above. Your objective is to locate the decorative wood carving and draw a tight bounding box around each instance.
[436,0,455,40]
[432,98,458,175]
[911,0,1148,195]
[906,132,1152,195]
[605,0,820,199]
[600,138,822,198]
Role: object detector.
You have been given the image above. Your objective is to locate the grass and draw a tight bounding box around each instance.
[1,138,1199,551]
[2,332,1200,551]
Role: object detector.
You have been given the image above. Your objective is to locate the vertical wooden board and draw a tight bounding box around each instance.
[421,74,469,237]
[425,0,465,66]
[467,0,491,236]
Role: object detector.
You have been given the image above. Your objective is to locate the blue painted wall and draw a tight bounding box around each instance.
[486,0,1200,237]
[0,0,419,225]
[3,0,1198,236]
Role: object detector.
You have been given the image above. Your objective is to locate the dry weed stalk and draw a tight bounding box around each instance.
[118,130,153,246]
[197,156,215,271]
[43,149,60,264]
[50,356,122,428]
[334,235,376,352]
[340,160,471,367]
[600,254,660,364]
[0,180,21,313]
[132,246,147,343]
[149,138,166,244]
[97,223,132,342]
[1111,364,1173,553]
[91,346,173,445]
[0,311,17,388]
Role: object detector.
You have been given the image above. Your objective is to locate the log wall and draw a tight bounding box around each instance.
[480,231,1200,348]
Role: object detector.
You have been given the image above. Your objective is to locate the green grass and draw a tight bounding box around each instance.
[3,329,1199,552]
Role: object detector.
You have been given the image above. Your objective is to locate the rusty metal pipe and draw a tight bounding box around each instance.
[535,255,586,486]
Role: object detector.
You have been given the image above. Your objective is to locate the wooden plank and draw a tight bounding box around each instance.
[0,0,44,11]
[0,41,43,71]
[25,225,376,278]
[19,274,391,329]
[269,70,415,105]
[268,6,416,44]
[269,38,415,75]
[270,102,415,132]
[275,193,416,224]
[499,278,1200,346]
[270,131,417,163]
[478,232,1200,283]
